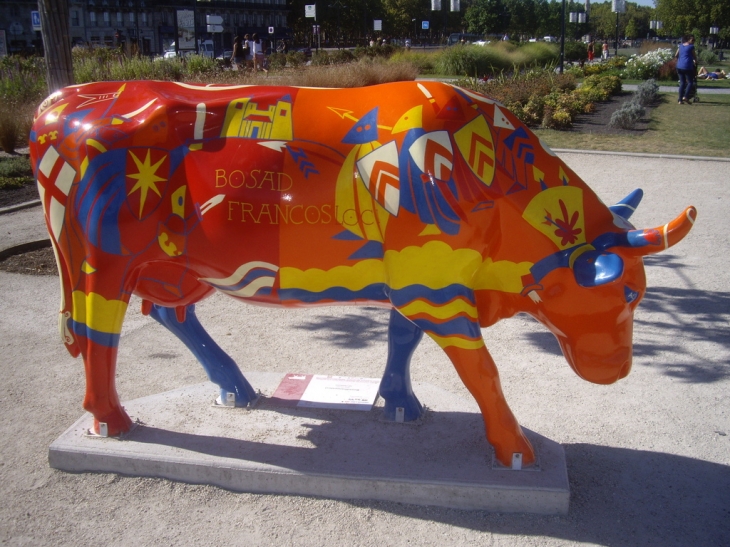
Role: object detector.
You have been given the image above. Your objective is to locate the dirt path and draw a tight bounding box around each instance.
[0,153,728,546]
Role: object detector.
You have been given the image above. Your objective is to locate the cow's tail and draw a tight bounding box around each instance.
[50,237,81,358]
[32,89,81,358]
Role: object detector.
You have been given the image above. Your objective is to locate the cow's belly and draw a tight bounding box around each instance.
[174,138,390,307]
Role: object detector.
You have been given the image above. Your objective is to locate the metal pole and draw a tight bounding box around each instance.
[615,11,619,57]
[559,0,566,73]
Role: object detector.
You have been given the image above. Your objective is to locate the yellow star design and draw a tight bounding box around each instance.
[127,149,167,218]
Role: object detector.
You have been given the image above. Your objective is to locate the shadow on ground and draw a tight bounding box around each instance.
[363,443,730,547]
[128,410,730,547]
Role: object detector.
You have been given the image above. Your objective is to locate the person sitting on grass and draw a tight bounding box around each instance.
[697,67,727,80]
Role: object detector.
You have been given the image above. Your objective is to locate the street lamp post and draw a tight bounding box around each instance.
[559,0,566,73]
[650,19,662,40]
[612,0,625,57]
[710,25,719,50]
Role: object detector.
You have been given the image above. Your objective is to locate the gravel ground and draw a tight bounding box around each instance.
[0,152,728,546]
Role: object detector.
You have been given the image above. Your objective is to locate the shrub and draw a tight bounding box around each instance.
[389,51,436,74]
[622,48,673,80]
[268,52,287,70]
[311,50,331,66]
[657,59,678,81]
[0,155,33,189]
[286,51,307,68]
[0,56,47,104]
[434,42,559,77]
[609,102,645,129]
[697,47,718,65]
[330,49,356,64]
[633,79,659,107]
[0,100,35,154]
[564,41,587,63]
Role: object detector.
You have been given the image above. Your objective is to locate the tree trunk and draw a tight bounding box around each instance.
[39,0,74,93]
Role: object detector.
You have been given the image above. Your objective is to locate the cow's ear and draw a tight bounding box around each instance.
[573,251,624,287]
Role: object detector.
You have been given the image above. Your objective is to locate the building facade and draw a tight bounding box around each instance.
[0,0,289,57]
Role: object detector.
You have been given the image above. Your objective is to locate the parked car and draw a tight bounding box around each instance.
[216,50,233,60]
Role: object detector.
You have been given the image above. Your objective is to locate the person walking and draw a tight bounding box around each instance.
[675,35,697,104]
[243,34,253,69]
[231,35,246,70]
[251,33,267,72]
[587,39,595,62]
[601,41,609,61]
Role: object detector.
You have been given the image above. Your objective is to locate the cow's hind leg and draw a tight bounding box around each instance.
[149,304,258,406]
[75,292,134,436]
[379,309,424,421]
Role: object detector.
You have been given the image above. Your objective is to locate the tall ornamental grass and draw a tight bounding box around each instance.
[435,41,558,77]
[0,57,46,153]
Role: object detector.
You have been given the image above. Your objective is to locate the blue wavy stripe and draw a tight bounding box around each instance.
[389,284,475,307]
[75,150,127,254]
[70,321,121,348]
[410,316,482,338]
[208,269,277,292]
[278,284,388,303]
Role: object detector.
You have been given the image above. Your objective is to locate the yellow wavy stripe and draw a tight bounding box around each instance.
[429,334,485,350]
[72,291,127,334]
[384,241,482,290]
[473,258,533,294]
[280,259,385,291]
[400,299,478,320]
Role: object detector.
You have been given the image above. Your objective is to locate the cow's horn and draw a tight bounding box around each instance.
[609,188,643,221]
[623,206,697,257]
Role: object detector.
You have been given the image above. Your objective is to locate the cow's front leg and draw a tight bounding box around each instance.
[149,304,258,406]
[443,344,535,468]
[379,309,424,421]
[394,287,534,468]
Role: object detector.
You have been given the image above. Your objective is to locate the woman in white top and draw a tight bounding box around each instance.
[251,33,266,72]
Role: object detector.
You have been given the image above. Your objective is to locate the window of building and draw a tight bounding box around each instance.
[89,12,97,26]
[129,12,135,24]
[71,10,80,27]
[104,35,114,47]
[141,12,147,25]
[117,12,123,25]
[103,12,110,26]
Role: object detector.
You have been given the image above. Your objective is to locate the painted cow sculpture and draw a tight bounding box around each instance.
[30,81,696,468]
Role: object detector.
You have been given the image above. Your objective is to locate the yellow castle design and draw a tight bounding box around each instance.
[221,98,293,141]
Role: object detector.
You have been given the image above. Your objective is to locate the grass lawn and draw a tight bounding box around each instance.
[535,93,730,158]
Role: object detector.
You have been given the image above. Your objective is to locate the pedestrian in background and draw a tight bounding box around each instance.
[244,34,253,69]
[675,34,697,104]
[231,35,245,70]
[587,39,595,62]
[601,41,609,61]
[251,33,266,72]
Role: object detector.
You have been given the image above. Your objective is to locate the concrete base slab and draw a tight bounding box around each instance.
[49,372,569,513]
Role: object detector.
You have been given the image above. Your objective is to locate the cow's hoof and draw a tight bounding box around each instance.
[91,410,133,437]
[493,434,536,468]
[382,396,423,422]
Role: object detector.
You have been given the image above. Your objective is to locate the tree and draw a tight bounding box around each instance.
[656,0,729,37]
[505,0,542,39]
[39,0,74,93]
[464,0,510,36]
